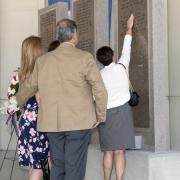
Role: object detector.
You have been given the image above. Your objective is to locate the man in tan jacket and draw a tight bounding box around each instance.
[16,19,107,180]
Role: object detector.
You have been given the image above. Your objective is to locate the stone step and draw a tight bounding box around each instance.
[85,145,180,180]
[85,145,149,180]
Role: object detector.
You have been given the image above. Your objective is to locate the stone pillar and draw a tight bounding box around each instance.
[151,0,169,151]
[113,0,169,151]
[73,0,109,57]
[168,0,180,150]
[94,0,109,52]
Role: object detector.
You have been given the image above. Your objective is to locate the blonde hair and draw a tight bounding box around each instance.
[19,36,42,83]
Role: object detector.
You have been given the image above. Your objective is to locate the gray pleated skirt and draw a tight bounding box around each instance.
[98,103,135,151]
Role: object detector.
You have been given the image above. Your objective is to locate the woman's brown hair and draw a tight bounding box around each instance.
[19,36,42,83]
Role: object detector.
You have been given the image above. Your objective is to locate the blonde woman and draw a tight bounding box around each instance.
[17,36,49,180]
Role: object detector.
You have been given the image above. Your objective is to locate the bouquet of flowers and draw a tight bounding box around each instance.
[7,74,21,116]
[0,74,21,136]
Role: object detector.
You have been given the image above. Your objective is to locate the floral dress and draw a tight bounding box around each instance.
[18,96,49,169]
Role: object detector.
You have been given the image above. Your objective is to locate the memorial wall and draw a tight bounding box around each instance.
[118,0,149,128]
[73,0,150,129]
[39,0,169,150]
[73,0,151,144]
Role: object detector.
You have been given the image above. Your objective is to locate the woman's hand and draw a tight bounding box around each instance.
[126,14,134,35]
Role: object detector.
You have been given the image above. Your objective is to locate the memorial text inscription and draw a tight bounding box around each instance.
[73,0,95,55]
[40,9,57,51]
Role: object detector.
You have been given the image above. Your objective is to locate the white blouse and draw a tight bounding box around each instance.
[100,35,132,109]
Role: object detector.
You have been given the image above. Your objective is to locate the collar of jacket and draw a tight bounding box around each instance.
[59,42,75,49]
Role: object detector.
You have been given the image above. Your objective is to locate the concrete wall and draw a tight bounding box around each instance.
[168,0,180,150]
[0,0,45,150]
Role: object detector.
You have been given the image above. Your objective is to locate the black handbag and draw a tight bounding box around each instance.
[129,89,139,106]
[118,63,140,106]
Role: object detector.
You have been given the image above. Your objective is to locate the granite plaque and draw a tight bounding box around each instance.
[73,0,95,56]
[39,9,57,51]
[118,0,149,128]
[39,3,68,52]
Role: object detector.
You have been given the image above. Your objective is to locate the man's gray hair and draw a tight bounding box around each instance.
[57,19,77,43]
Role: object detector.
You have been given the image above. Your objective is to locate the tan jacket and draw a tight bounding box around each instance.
[16,42,107,132]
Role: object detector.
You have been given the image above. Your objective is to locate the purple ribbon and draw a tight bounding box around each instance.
[6,113,19,137]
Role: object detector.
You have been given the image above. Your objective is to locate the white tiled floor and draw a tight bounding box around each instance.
[0,150,28,180]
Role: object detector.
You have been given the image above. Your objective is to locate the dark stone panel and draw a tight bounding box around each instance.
[118,0,150,128]
[73,0,95,56]
[40,9,57,52]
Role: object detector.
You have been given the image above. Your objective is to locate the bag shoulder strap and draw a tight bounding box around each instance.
[118,63,126,71]
[118,63,134,91]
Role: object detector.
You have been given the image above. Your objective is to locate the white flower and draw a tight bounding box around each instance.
[2,74,20,115]
[8,103,19,113]
[7,87,11,93]
[0,101,9,114]
[8,88,16,95]
[9,96,18,105]
[7,96,20,114]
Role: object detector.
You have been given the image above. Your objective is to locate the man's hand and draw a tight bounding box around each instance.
[91,121,100,129]
[126,14,134,35]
